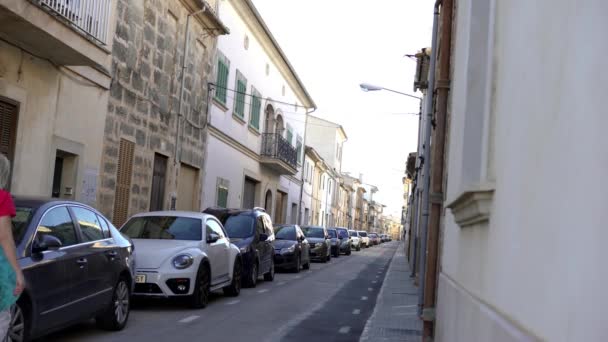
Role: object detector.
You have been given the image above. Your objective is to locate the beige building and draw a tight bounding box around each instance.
[0,0,118,203]
[98,0,227,225]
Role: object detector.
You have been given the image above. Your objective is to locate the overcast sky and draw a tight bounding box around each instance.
[253,0,434,217]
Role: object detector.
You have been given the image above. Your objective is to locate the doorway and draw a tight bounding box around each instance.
[150,153,168,211]
[51,150,77,199]
[243,177,258,209]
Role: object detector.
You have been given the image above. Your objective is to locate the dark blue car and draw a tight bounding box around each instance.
[203,207,275,287]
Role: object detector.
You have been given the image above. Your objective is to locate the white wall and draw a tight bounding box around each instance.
[306,116,345,172]
[437,1,608,341]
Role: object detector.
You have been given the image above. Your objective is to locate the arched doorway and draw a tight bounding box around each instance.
[275,114,285,136]
[264,104,275,134]
[264,189,273,216]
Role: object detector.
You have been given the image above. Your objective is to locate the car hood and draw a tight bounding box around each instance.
[306,237,326,244]
[272,240,296,250]
[132,239,200,269]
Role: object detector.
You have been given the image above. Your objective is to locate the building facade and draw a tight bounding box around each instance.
[98,0,227,225]
[202,0,315,225]
[0,0,118,204]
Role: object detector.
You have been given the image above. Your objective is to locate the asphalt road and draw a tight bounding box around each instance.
[36,241,398,342]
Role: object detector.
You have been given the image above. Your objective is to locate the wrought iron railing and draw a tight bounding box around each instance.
[261,133,297,170]
[37,0,111,44]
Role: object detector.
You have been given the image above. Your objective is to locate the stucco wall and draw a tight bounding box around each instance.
[437,0,608,341]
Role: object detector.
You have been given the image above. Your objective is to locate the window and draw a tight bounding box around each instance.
[36,207,78,247]
[216,177,229,208]
[0,99,18,182]
[150,153,167,211]
[215,52,230,105]
[206,219,226,239]
[122,216,202,240]
[114,139,134,226]
[97,215,111,238]
[71,207,104,242]
[233,70,247,118]
[224,215,254,238]
[249,88,261,130]
[296,137,303,165]
[286,126,293,145]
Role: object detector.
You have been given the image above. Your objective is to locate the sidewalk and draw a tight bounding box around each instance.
[360,241,422,342]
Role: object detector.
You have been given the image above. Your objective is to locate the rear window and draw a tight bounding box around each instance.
[338,229,349,238]
[327,230,337,238]
[349,230,357,237]
[121,216,202,240]
[302,227,325,238]
[13,207,34,245]
[224,215,255,238]
[359,231,368,237]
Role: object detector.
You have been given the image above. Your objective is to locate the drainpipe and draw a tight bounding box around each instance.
[417,0,441,317]
[297,106,317,225]
[422,0,453,338]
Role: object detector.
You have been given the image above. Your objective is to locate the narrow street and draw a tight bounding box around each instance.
[37,243,398,342]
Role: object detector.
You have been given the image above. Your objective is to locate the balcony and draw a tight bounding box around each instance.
[260,133,298,175]
[0,0,112,71]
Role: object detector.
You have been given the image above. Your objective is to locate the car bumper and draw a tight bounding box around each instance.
[309,245,327,260]
[132,269,196,297]
[339,243,350,252]
[274,252,298,269]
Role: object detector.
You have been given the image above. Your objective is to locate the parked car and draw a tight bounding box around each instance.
[301,225,331,262]
[7,197,134,342]
[348,230,362,251]
[272,224,310,272]
[335,227,352,255]
[203,207,275,287]
[358,231,370,248]
[327,228,340,258]
[369,233,380,245]
[121,211,242,308]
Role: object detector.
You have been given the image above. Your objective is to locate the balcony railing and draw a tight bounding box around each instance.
[37,0,111,44]
[261,133,297,171]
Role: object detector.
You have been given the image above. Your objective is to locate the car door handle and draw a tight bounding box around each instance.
[76,258,88,268]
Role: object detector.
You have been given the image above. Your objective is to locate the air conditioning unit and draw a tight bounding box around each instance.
[413,48,431,92]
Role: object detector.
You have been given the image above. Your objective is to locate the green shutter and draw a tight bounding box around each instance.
[234,80,246,117]
[217,187,228,208]
[249,93,260,130]
[286,129,293,144]
[215,60,229,104]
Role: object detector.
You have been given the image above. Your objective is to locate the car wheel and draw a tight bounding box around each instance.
[264,258,275,281]
[6,302,28,342]
[96,277,130,330]
[294,253,301,273]
[356,245,361,251]
[333,248,340,258]
[223,259,242,297]
[191,265,211,309]
[303,257,310,270]
[347,247,352,256]
[244,262,258,288]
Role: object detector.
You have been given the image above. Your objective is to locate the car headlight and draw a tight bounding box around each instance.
[281,245,296,254]
[239,246,249,253]
[172,254,194,269]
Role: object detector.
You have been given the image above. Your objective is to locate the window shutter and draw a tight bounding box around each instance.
[235,79,246,117]
[113,139,134,226]
[0,100,18,165]
[217,187,228,208]
[249,93,260,130]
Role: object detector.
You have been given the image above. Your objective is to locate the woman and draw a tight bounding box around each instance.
[0,155,24,339]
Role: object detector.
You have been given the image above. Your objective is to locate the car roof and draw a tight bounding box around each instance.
[203,207,266,222]
[301,225,325,229]
[132,211,212,220]
[13,196,97,211]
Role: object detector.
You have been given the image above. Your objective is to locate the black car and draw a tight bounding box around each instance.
[203,207,275,287]
[335,227,352,255]
[272,224,310,272]
[8,197,134,342]
[327,228,340,258]
[301,225,331,262]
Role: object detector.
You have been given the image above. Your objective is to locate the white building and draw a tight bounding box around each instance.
[436,1,608,341]
[202,0,315,225]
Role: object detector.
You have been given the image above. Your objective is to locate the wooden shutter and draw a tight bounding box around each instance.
[217,187,228,208]
[150,153,167,211]
[0,100,18,165]
[249,93,260,130]
[113,139,134,226]
[235,79,246,117]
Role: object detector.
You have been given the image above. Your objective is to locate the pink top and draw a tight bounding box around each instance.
[0,190,15,218]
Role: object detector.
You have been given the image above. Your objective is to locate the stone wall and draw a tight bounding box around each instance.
[98,0,218,222]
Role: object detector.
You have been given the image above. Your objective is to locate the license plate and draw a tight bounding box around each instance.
[135,274,146,283]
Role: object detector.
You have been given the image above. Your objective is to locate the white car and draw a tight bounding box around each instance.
[121,211,242,308]
[358,231,370,248]
[348,230,362,251]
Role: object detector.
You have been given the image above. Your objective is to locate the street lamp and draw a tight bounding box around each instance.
[359,83,422,101]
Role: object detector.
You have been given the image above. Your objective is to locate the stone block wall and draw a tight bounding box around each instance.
[98,0,219,222]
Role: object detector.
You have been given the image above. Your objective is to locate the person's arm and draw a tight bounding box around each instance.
[0,216,24,295]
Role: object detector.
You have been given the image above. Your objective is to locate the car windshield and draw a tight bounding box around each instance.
[121,216,202,240]
[223,215,255,238]
[359,232,368,237]
[274,226,296,240]
[349,230,357,237]
[328,230,337,238]
[302,227,325,238]
[338,230,349,238]
[12,207,33,245]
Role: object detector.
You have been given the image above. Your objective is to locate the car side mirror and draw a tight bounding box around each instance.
[259,233,268,242]
[207,233,220,244]
[33,235,62,253]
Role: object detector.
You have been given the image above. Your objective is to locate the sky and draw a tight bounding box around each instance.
[253,0,434,217]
